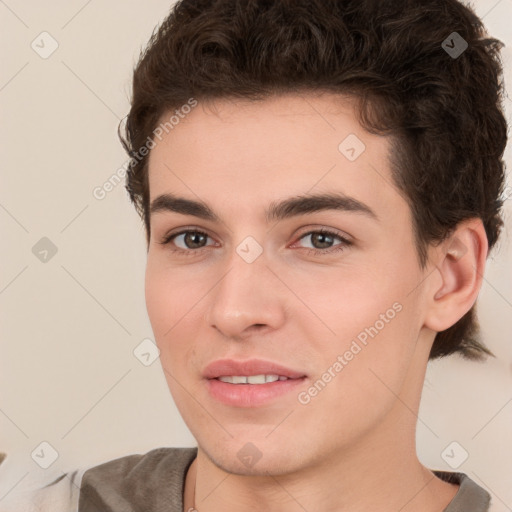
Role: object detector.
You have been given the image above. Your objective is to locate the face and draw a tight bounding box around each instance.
[145,93,432,476]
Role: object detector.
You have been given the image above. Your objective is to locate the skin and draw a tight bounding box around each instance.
[144,92,488,512]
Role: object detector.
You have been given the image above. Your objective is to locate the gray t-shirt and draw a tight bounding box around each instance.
[0,447,492,511]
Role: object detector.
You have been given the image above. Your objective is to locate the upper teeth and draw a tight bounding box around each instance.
[217,374,289,384]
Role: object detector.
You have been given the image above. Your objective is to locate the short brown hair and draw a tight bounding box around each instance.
[119,0,508,361]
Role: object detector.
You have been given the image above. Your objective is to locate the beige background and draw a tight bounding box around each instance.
[1,0,511,509]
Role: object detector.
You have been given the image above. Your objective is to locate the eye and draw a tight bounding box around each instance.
[158,229,216,256]
[292,228,352,256]
[158,227,352,257]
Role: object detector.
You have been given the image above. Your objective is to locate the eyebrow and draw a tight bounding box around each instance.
[149,191,378,224]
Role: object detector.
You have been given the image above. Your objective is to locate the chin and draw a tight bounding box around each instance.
[201,440,312,477]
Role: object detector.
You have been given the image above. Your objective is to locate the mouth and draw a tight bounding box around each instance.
[216,374,295,384]
[203,358,306,380]
[203,359,307,407]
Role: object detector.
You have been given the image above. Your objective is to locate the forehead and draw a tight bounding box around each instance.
[147,92,403,220]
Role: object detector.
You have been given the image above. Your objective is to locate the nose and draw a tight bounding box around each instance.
[204,252,288,341]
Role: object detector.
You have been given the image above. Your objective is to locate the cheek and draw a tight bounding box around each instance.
[144,262,201,378]
[145,259,203,333]
[297,259,422,402]
[288,264,401,343]
[296,304,420,442]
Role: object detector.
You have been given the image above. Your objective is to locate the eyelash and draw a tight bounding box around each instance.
[158,228,352,257]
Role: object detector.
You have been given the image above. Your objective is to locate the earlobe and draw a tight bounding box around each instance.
[424,219,488,332]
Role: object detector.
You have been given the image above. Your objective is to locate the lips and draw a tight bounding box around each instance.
[203,359,308,407]
[202,359,306,380]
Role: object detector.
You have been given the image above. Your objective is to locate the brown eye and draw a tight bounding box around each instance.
[294,229,352,256]
[159,229,215,256]
[176,231,209,249]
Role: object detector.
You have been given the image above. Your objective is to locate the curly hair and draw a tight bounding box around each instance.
[119,0,508,361]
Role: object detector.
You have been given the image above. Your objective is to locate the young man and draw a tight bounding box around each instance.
[1,0,507,510]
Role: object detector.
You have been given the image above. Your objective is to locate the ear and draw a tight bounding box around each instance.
[423,218,488,332]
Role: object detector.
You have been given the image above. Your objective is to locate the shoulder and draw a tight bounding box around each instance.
[79,446,197,511]
[82,446,197,481]
[433,470,492,512]
[0,447,197,512]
